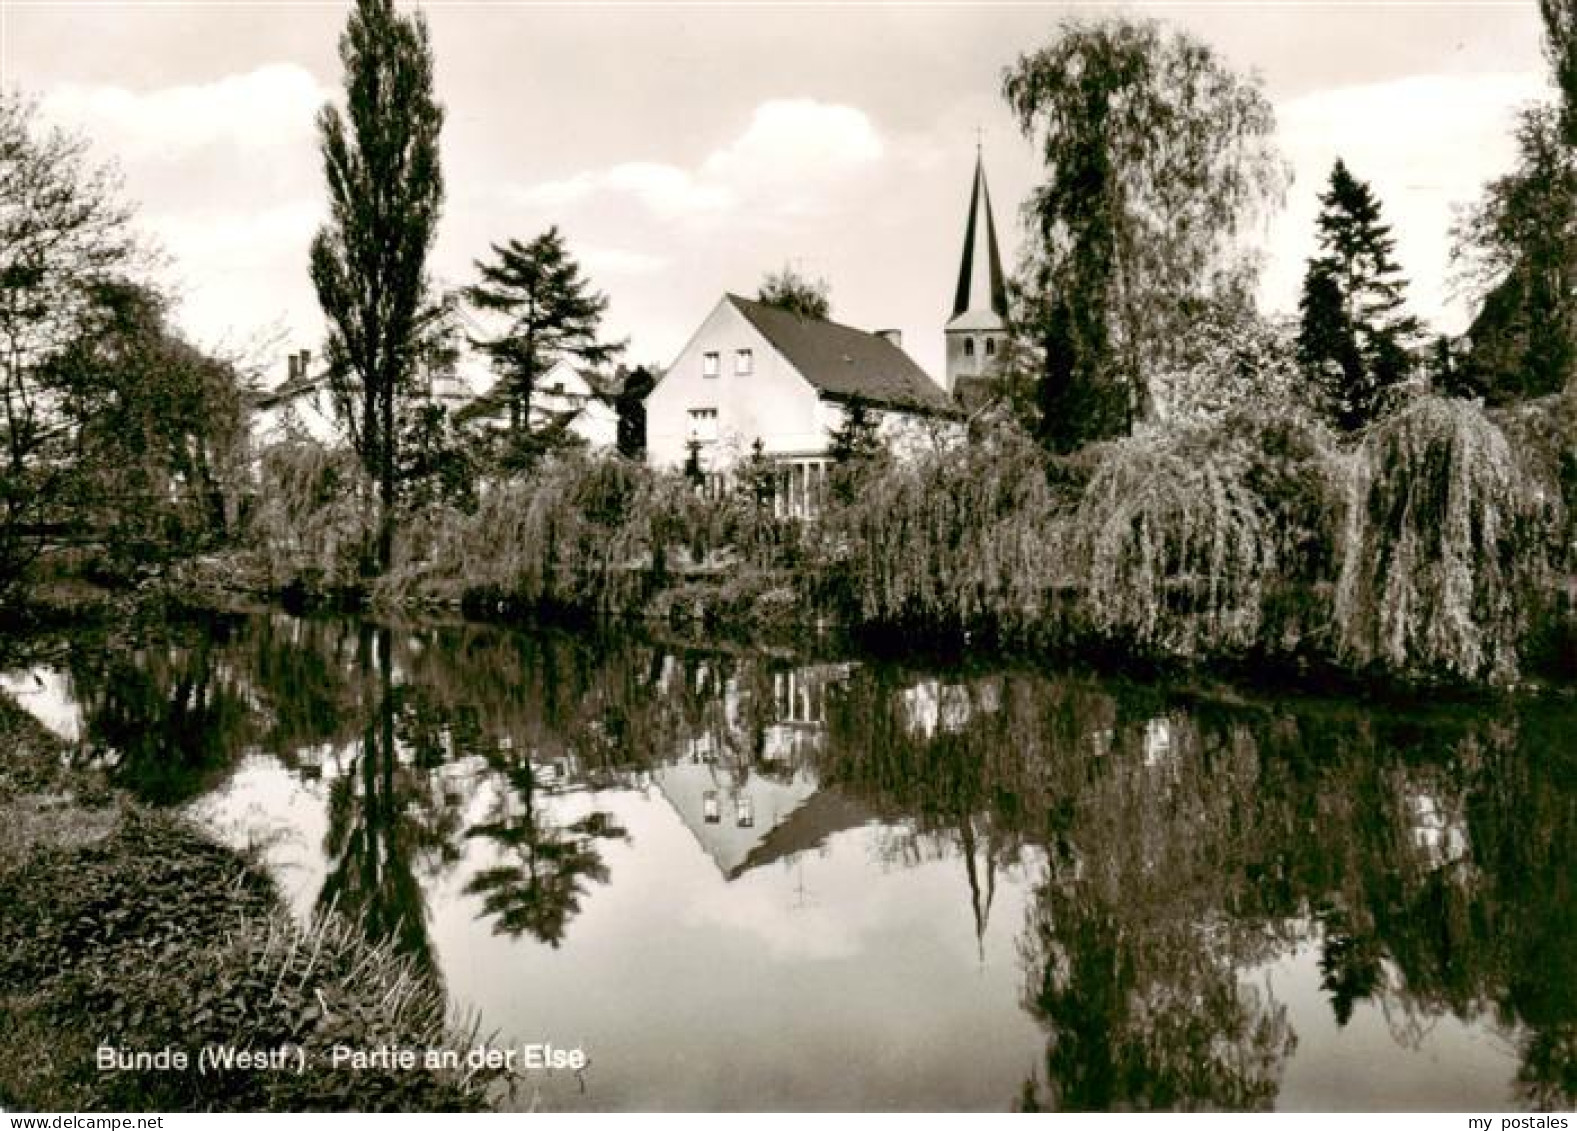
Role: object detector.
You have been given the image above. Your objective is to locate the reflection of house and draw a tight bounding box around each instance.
[658,656,852,766]
[899,677,1001,739]
[652,759,867,880]
[645,295,958,516]
[762,663,851,761]
[1402,781,1471,871]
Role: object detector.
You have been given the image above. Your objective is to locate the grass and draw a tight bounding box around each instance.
[0,691,501,1113]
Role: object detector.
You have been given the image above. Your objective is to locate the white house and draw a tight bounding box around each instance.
[645,294,958,515]
[251,349,620,454]
[528,358,620,451]
[250,350,340,449]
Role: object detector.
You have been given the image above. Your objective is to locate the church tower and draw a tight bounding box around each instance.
[944,148,1009,395]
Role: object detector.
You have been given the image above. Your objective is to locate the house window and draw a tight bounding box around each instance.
[985,338,996,358]
[734,348,753,376]
[735,795,754,828]
[689,408,718,442]
[551,381,564,395]
[703,351,720,378]
[703,790,720,824]
[963,337,975,358]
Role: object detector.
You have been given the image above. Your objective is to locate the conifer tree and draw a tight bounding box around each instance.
[1297,159,1421,431]
[465,227,623,462]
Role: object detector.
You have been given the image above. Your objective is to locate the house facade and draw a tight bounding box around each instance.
[251,350,340,449]
[645,294,957,516]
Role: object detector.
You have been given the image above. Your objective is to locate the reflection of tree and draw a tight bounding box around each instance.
[464,756,628,947]
[1018,877,1294,1111]
[246,615,363,756]
[71,621,254,804]
[821,661,1577,1110]
[316,627,464,975]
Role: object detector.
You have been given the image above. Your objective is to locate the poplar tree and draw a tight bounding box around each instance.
[310,0,445,574]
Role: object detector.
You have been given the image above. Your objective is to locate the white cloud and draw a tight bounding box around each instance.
[40,63,327,160]
[512,98,885,226]
[1263,70,1552,333]
[578,245,669,277]
[144,202,320,268]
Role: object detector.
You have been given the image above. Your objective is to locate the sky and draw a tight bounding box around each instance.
[0,1,1556,388]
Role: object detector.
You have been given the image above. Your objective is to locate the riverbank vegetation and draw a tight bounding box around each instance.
[0,690,502,1112]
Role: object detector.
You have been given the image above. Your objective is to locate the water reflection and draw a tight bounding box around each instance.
[7,614,1573,1111]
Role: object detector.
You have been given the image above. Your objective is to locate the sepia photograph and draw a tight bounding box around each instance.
[0,0,1573,1116]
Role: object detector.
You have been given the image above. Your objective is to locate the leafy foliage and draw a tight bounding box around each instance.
[756,263,832,321]
[245,442,369,596]
[1451,104,1577,404]
[36,282,249,577]
[1003,17,1287,451]
[1148,307,1304,427]
[310,0,445,574]
[0,95,139,599]
[826,396,888,505]
[1297,159,1422,431]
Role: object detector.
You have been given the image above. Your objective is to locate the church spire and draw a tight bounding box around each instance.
[944,149,1009,395]
[951,149,1007,321]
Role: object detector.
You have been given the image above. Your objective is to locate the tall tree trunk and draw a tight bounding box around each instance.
[379,371,395,573]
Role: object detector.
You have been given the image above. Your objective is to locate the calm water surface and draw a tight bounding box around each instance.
[4,613,1573,1111]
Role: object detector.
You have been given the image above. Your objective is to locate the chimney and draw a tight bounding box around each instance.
[299,348,312,374]
[875,328,902,349]
[288,353,300,382]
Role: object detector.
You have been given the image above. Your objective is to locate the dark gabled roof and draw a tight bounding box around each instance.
[727,294,954,415]
[729,786,870,880]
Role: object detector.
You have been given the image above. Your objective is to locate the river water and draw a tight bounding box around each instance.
[3,611,1572,1111]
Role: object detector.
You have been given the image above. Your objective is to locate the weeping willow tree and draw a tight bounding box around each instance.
[1334,396,1552,683]
[1067,409,1341,661]
[1071,435,1274,658]
[247,442,369,593]
[386,451,800,615]
[814,425,1073,641]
